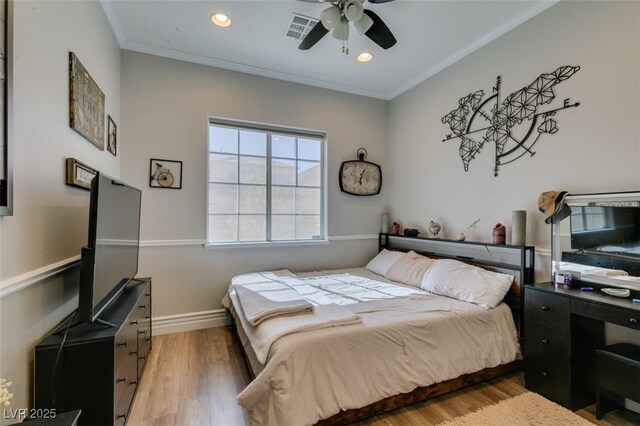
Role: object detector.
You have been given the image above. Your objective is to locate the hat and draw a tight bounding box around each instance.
[538,191,570,224]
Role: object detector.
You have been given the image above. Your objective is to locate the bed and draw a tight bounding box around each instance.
[223,235,535,425]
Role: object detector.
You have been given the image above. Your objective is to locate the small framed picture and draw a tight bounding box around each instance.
[107,115,117,156]
[149,158,182,189]
[66,158,97,191]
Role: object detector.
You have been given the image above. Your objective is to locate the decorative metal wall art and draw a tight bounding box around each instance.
[442,65,580,176]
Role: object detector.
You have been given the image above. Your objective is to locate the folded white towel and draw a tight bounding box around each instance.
[235,283,314,326]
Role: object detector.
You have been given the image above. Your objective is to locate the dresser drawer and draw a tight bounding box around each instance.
[114,377,137,425]
[572,300,640,330]
[524,322,570,365]
[525,360,571,408]
[525,288,570,327]
[114,346,137,410]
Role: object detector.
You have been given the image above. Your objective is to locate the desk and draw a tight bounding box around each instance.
[524,283,640,410]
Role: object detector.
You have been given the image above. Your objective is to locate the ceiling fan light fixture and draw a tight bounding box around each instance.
[353,12,373,35]
[344,0,364,22]
[332,20,349,41]
[320,6,341,30]
[210,12,231,28]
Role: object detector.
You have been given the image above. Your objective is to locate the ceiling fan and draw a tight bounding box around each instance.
[297,0,397,52]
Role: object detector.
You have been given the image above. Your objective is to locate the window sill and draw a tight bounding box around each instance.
[204,240,330,250]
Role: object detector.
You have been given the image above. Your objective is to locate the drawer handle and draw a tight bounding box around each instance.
[145,315,151,319]
[139,355,146,361]
[129,350,138,356]
[117,413,126,419]
[541,306,550,311]
[138,304,146,310]
[128,380,138,386]
[117,377,126,383]
[542,339,550,344]
[541,371,548,377]
[630,318,638,324]
[130,320,139,325]
[145,337,151,342]
[116,341,127,348]
[145,293,151,297]
[139,330,146,335]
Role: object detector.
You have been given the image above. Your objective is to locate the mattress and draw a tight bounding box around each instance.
[226,267,520,426]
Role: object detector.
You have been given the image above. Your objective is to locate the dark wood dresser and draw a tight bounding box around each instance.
[524,282,640,410]
[35,278,152,425]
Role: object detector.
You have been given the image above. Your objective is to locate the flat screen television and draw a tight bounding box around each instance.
[78,172,142,323]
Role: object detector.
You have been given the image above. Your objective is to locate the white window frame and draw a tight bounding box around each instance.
[205,117,328,249]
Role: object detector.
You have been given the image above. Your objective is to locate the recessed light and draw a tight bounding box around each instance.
[357,52,373,63]
[210,12,231,28]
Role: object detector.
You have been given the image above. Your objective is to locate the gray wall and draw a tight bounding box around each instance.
[0,1,121,421]
[120,51,389,317]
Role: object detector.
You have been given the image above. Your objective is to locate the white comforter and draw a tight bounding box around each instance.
[227,269,520,426]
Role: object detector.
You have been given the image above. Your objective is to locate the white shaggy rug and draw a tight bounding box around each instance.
[438,392,593,426]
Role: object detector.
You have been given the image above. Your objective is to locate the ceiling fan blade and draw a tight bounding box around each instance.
[367,0,395,3]
[363,9,397,49]
[298,21,330,50]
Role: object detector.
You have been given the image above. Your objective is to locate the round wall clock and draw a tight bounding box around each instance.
[339,148,382,196]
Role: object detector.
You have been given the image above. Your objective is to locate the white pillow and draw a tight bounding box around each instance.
[421,259,514,309]
[386,251,436,287]
[365,249,404,276]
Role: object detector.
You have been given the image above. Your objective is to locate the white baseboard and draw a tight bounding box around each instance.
[152,309,229,336]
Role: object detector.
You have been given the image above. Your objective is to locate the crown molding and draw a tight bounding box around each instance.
[100,0,127,48]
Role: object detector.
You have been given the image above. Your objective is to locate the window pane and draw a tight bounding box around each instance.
[298,138,321,161]
[296,187,321,214]
[272,215,295,241]
[208,215,238,242]
[571,213,584,232]
[272,135,295,158]
[296,215,321,240]
[297,161,321,187]
[272,186,295,214]
[209,153,238,183]
[239,215,266,241]
[239,156,266,184]
[239,185,266,214]
[272,158,295,186]
[209,184,238,214]
[209,126,238,154]
[240,130,266,156]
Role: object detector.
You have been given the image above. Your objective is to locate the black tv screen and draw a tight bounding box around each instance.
[79,173,141,322]
[570,205,640,258]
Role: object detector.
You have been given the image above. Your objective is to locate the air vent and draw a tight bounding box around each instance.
[285,13,319,40]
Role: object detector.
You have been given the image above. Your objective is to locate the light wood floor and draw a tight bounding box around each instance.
[128,327,638,426]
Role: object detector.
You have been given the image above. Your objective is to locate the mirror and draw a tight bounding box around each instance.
[551,192,640,291]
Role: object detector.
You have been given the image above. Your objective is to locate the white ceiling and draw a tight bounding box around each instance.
[101,0,555,100]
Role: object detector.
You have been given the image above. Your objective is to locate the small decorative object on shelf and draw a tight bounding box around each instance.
[492,223,506,245]
[391,221,401,235]
[512,210,527,246]
[458,218,481,241]
[428,220,442,238]
[381,212,389,234]
[403,228,419,237]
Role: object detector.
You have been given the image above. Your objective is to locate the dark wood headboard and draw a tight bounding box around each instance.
[379,233,535,334]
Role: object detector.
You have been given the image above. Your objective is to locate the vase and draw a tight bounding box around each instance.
[512,210,526,246]
[492,223,506,245]
[381,212,389,234]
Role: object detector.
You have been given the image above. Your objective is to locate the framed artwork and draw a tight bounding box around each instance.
[149,158,182,189]
[66,157,97,191]
[0,0,13,215]
[107,115,117,156]
[69,52,105,150]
